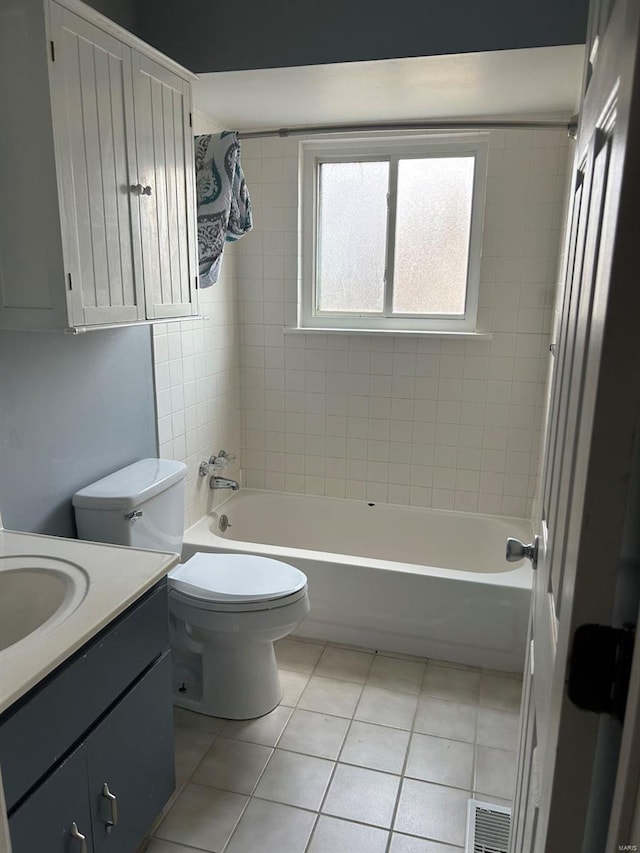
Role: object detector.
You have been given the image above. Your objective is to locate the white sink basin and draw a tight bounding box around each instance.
[0,555,89,652]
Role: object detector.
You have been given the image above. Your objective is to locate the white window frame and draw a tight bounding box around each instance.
[299,133,489,333]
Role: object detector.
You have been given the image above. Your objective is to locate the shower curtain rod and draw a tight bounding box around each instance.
[237,117,577,140]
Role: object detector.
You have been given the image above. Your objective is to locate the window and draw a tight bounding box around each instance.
[299,135,488,333]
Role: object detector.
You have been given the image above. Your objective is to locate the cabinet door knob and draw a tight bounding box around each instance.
[130,183,152,196]
[102,781,119,832]
[70,822,88,852]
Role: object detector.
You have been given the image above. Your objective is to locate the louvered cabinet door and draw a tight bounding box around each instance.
[49,2,145,327]
[132,52,197,320]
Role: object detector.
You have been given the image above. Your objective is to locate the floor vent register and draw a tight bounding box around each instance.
[465,799,512,853]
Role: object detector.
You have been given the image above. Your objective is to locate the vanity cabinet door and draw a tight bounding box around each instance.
[9,746,93,853]
[86,652,175,852]
[48,2,146,328]
[132,51,197,321]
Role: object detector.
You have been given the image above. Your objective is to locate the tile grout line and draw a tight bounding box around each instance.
[302,658,370,852]
[382,657,432,853]
[223,639,329,852]
[293,638,330,853]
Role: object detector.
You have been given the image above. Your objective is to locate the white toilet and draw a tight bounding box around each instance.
[72,458,310,720]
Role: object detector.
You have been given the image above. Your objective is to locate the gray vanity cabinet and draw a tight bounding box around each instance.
[9,747,94,853]
[86,653,174,852]
[2,580,175,853]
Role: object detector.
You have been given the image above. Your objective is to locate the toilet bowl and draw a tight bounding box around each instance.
[72,459,310,721]
[168,552,310,719]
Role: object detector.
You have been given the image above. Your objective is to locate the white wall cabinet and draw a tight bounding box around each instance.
[0,0,198,333]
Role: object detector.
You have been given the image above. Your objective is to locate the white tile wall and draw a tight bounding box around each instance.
[235,129,572,518]
[152,242,242,528]
[151,113,243,528]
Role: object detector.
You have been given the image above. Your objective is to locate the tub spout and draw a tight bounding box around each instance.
[209,476,240,491]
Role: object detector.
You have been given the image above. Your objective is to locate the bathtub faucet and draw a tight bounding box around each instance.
[199,450,236,478]
[209,476,240,491]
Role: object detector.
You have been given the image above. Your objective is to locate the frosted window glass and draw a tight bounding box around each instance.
[393,156,475,315]
[317,161,389,313]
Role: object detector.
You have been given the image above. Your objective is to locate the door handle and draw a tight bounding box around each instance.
[70,822,88,852]
[506,535,540,570]
[101,782,119,832]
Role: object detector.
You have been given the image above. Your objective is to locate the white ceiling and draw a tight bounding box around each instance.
[193,45,585,132]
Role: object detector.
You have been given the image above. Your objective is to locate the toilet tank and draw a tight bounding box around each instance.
[73,459,187,554]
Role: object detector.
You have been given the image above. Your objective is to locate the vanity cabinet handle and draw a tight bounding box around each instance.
[70,822,88,852]
[101,782,119,832]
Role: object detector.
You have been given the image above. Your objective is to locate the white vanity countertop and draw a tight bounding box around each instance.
[0,529,179,716]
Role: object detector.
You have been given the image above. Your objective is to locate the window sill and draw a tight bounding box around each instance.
[284,326,492,340]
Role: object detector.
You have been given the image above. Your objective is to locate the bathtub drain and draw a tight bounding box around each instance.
[219,514,231,532]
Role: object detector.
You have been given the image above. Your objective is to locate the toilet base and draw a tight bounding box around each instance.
[171,630,285,720]
[168,585,310,720]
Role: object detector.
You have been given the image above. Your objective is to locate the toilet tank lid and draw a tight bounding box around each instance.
[72,459,187,510]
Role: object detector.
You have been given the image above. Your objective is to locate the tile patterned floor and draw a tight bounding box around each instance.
[143,638,522,853]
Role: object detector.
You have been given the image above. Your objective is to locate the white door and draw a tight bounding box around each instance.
[511,0,640,849]
[48,2,145,327]
[132,52,197,320]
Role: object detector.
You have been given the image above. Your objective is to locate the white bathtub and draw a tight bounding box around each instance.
[183,489,533,672]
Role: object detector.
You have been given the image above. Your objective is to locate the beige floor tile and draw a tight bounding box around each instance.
[146,840,203,853]
[368,656,426,694]
[394,779,469,847]
[421,664,480,704]
[173,726,218,788]
[280,670,311,706]
[173,707,226,734]
[225,798,316,853]
[389,833,463,852]
[154,783,247,852]
[471,793,513,809]
[355,685,418,729]
[164,651,518,853]
[476,707,520,751]
[298,675,363,717]
[275,638,325,673]
[191,737,272,795]
[413,697,476,743]
[220,704,293,746]
[278,709,350,759]
[322,763,401,828]
[405,734,474,789]
[254,749,334,810]
[314,646,374,682]
[479,674,523,712]
[474,746,517,800]
[340,721,410,774]
[481,667,523,680]
[308,815,389,853]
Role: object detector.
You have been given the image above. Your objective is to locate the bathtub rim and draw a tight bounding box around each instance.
[184,489,533,592]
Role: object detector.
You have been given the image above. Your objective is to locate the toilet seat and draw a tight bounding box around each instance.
[170,584,308,614]
[168,552,307,608]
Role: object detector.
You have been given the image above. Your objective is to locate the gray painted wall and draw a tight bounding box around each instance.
[0,328,157,538]
[135,0,590,73]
